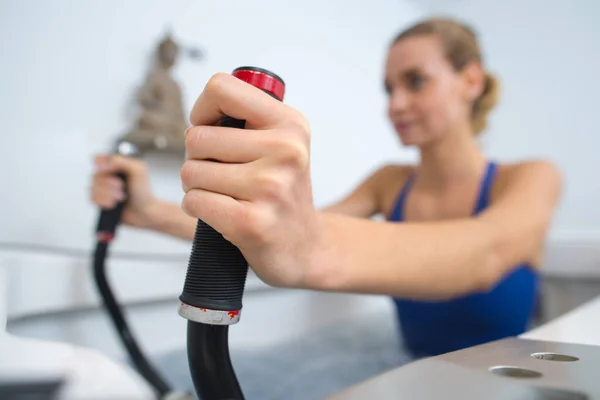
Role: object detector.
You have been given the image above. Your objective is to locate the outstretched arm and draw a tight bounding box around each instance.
[147,200,197,241]
[180,72,562,299]
[310,161,561,299]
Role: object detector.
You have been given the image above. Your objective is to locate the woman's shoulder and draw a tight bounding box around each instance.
[366,163,415,191]
[492,159,562,198]
[372,163,415,179]
[495,159,561,182]
[368,163,416,215]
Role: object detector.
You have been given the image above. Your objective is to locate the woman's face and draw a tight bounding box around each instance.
[384,35,478,147]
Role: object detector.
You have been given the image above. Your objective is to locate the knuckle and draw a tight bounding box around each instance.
[279,137,309,169]
[180,161,198,190]
[289,110,311,139]
[130,158,147,175]
[205,72,229,96]
[181,191,200,217]
[236,205,269,242]
[92,172,105,182]
[109,176,122,188]
[184,126,202,155]
[257,172,286,201]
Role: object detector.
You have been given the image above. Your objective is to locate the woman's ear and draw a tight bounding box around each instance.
[461,61,485,102]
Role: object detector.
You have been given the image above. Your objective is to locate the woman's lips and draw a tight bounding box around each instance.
[394,122,412,133]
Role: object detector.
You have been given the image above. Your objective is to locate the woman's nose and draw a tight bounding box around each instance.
[388,88,410,115]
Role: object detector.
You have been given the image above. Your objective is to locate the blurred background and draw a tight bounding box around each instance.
[1,0,599,397]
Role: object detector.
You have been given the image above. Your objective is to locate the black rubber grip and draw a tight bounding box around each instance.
[180,116,250,312]
[96,172,127,235]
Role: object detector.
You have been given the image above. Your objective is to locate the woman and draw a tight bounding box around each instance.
[320,18,558,358]
[92,18,562,361]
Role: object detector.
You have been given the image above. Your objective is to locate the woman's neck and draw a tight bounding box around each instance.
[416,127,487,190]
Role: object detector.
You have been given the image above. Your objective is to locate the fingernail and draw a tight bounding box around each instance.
[184,126,193,137]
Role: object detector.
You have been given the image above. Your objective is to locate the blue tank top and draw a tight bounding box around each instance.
[389,161,538,358]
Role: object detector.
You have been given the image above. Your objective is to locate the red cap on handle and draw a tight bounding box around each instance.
[232,66,285,101]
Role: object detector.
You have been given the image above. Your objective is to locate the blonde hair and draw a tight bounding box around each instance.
[393,18,500,135]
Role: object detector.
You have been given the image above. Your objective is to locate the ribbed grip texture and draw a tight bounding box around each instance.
[96,172,127,235]
[180,116,249,312]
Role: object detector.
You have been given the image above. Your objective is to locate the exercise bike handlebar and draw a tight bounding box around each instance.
[178,67,286,400]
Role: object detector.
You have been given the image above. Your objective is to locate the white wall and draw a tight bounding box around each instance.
[2,0,600,356]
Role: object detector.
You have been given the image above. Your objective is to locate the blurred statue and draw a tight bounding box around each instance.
[120,33,189,154]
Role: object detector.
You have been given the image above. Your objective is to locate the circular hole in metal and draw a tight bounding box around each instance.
[489,366,542,378]
[531,352,579,362]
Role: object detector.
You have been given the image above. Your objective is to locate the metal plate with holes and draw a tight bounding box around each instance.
[326,338,600,400]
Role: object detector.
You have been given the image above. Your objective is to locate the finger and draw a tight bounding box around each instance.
[181,160,253,200]
[181,189,245,241]
[92,184,126,204]
[93,174,125,191]
[95,154,111,171]
[92,175,125,196]
[95,154,145,177]
[190,73,290,129]
[92,176,126,201]
[185,125,280,163]
[91,189,121,209]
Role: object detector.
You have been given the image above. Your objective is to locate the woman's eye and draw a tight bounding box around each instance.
[408,75,426,91]
[384,84,392,95]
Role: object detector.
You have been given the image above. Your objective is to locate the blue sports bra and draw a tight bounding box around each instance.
[389,161,538,358]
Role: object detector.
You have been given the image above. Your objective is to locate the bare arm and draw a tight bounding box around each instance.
[146,200,197,241]
[179,73,562,299]
[307,161,562,299]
